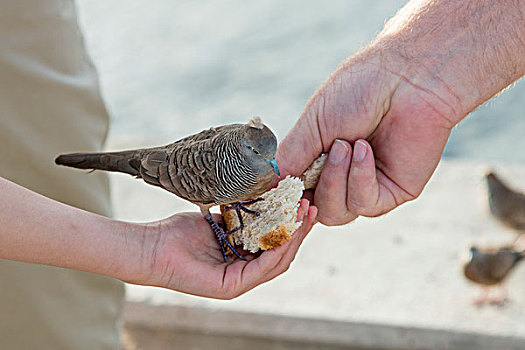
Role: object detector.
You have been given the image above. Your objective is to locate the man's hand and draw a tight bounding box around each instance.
[278,56,454,225]
[277,0,525,226]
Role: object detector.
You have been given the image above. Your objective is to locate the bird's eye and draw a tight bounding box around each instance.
[251,147,260,155]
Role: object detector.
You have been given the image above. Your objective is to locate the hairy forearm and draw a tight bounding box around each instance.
[373,0,525,124]
[0,177,148,283]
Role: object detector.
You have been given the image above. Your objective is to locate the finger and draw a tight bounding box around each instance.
[346,139,382,216]
[236,249,257,262]
[296,198,309,222]
[227,203,317,298]
[271,203,317,275]
[305,205,318,232]
[276,108,324,178]
[270,200,317,272]
[248,199,311,279]
[257,199,310,268]
[314,139,358,226]
[287,203,317,253]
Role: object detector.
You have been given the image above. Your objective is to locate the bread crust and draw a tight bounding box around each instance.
[221,206,293,252]
[258,226,292,250]
[300,153,327,190]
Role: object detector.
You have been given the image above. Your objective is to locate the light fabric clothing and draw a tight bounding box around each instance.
[0,1,124,349]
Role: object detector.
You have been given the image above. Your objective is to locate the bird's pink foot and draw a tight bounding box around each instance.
[489,286,508,306]
[472,287,491,306]
[488,296,507,306]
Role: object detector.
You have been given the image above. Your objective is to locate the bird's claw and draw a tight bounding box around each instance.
[224,197,264,232]
[204,214,246,262]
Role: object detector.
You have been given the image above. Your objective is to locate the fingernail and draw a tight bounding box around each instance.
[328,139,348,165]
[353,140,367,162]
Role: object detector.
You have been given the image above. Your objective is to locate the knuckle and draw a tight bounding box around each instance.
[318,217,341,226]
[346,192,379,215]
[317,212,352,226]
[346,199,369,216]
[346,198,390,217]
[277,260,292,275]
[280,263,292,275]
[220,289,240,300]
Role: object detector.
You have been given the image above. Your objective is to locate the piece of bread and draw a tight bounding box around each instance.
[301,153,327,190]
[222,176,304,253]
[221,154,327,253]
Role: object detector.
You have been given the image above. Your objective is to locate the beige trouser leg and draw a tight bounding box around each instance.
[0,1,124,349]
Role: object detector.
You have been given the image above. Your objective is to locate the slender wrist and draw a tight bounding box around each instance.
[0,177,154,285]
[93,218,154,286]
[117,220,164,287]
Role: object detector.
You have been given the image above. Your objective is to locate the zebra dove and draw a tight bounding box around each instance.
[486,171,525,232]
[55,117,280,261]
[463,245,524,305]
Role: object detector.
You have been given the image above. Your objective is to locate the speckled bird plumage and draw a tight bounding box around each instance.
[56,117,278,207]
[55,117,280,261]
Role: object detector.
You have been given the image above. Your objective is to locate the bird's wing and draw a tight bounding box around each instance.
[139,140,217,205]
[489,251,519,281]
[488,173,525,229]
[173,124,242,145]
[463,259,488,284]
[506,192,525,230]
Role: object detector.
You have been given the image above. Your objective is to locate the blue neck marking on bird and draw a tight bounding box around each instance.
[266,158,280,177]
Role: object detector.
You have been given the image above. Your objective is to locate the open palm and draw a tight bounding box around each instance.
[134,199,316,299]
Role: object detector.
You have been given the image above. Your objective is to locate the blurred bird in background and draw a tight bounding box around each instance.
[463,245,524,306]
[461,170,525,306]
[486,171,525,245]
[55,117,280,261]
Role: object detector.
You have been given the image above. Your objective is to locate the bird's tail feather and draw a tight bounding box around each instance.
[55,150,142,176]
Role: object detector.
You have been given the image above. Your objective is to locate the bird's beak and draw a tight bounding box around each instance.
[267,157,280,177]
